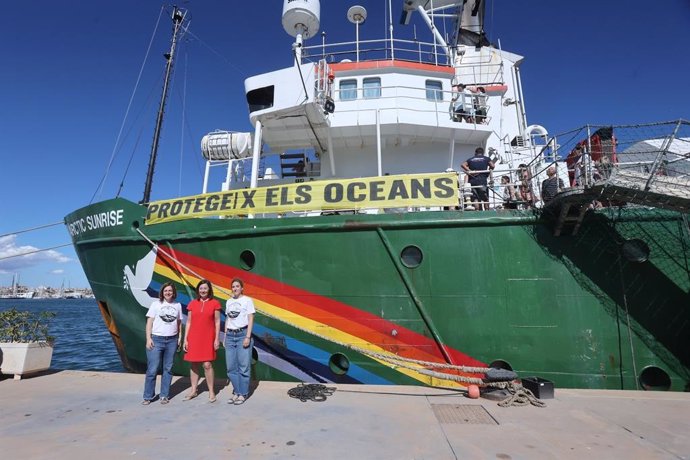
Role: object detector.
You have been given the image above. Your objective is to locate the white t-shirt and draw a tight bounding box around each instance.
[146,300,182,337]
[225,295,256,330]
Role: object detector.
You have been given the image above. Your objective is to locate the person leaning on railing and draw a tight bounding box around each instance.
[541,166,565,204]
[473,87,488,124]
[451,84,473,122]
[461,147,495,211]
[501,175,518,209]
[517,164,534,205]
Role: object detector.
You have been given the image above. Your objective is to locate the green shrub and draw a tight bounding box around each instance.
[0,308,56,343]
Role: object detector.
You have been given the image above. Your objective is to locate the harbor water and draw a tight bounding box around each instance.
[0,298,124,372]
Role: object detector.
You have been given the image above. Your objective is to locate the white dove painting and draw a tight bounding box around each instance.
[123,247,159,308]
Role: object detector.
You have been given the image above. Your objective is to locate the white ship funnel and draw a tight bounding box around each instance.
[282,0,320,39]
[201,131,252,160]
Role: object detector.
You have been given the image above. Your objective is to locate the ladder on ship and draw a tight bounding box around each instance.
[543,189,597,237]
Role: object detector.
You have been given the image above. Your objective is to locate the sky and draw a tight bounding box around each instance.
[1,0,689,289]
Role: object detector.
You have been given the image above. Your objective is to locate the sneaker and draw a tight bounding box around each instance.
[227,394,238,404]
[234,395,246,405]
[160,397,170,405]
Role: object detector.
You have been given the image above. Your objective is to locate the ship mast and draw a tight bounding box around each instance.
[142,6,188,204]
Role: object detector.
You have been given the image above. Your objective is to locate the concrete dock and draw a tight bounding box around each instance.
[1,370,689,459]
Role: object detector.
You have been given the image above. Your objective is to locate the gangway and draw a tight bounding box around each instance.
[539,120,690,236]
[590,168,690,213]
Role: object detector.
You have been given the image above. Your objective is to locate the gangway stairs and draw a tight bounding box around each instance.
[545,167,690,236]
[543,189,598,237]
[590,168,690,213]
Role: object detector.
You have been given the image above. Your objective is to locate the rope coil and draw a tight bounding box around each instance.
[287,383,336,402]
[497,383,547,408]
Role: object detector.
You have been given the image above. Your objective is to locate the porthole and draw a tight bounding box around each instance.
[400,245,423,268]
[489,359,513,371]
[622,239,650,263]
[328,353,350,376]
[240,250,256,270]
[132,220,140,229]
[639,366,671,391]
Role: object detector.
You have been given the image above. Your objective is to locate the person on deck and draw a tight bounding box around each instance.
[517,163,534,206]
[451,84,472,122]
[541,166,565,204]
[461,147,495,210]
[473,87,488,123]
[294,160,306,177]
[224,278,255,405]
[183,279,221,403]
[501,175,518,209]
[142,282,182,405]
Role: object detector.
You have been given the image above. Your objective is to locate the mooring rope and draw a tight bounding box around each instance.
[498,384,547,408]
[0,221,64,238]
[133,227,543,403]
[0,243,73,262]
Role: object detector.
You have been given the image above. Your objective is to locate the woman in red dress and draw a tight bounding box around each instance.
[182,279,221,402]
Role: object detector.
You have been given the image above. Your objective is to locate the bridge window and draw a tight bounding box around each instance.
[246,85,274,112]
[363,77,381,99]
[426,80,443,101]
[339,79,357,100]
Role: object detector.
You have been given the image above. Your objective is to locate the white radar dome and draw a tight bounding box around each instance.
[282,0,320,38]
[201,131,252,160]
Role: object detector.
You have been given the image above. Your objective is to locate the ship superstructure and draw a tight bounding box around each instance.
[203,0,548,207]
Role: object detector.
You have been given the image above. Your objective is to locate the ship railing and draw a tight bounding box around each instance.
[302,37,451,67]
[244,123,690,216]
[453,166,539,211]
[540,121,690,186]
[452,59,505,90]
[302,37,502,68]
[511,120,690,212]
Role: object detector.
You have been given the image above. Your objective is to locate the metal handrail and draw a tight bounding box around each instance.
[303,37,450,66]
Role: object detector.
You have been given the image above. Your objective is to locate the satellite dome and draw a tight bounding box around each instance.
[282,0,320,38]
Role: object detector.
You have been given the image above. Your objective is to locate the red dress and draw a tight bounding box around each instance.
[184,298,221,362]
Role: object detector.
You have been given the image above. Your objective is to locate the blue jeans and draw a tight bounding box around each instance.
[224,330,252,397]
[143,334,177,400]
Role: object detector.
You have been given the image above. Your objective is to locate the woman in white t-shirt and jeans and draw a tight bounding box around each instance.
[224,278,255,405]
[142,282,182,405]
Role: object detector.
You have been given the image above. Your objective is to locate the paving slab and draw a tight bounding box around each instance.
[1,371,689,459]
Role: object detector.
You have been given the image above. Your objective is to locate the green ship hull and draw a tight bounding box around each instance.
[65,198,690,391]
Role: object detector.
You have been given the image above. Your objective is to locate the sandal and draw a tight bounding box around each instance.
[208,395,217,403]
[141,400,151,405]
[183,392,198,401]
[160,397,170,405]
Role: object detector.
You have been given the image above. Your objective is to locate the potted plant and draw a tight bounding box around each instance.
[0,308,56,380]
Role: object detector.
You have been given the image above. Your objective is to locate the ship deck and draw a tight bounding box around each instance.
[1,371,689,459]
